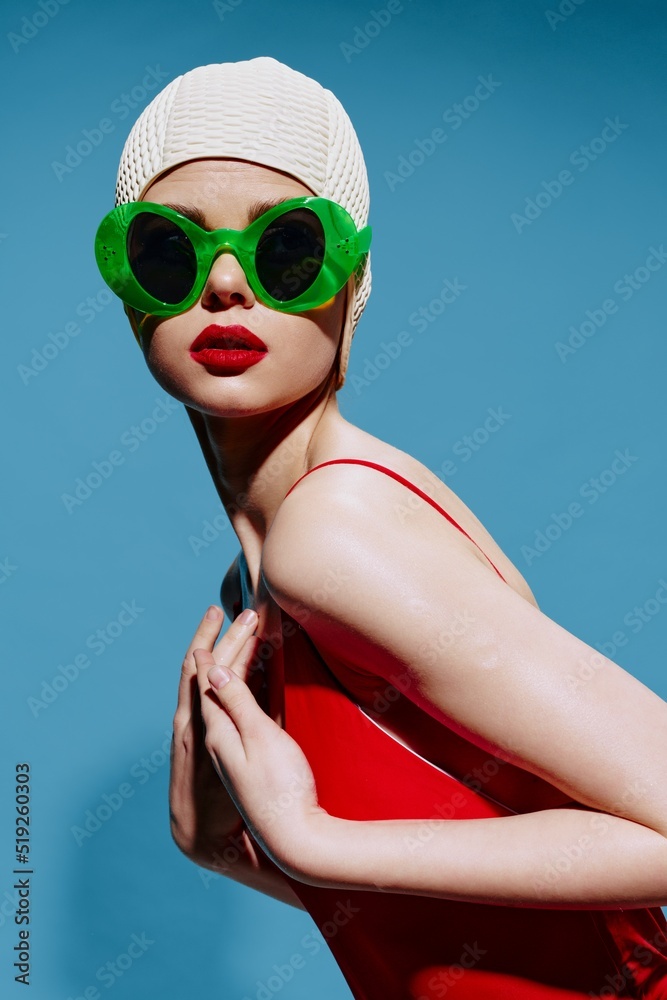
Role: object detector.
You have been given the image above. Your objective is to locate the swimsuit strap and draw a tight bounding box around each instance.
[284,458,507,583]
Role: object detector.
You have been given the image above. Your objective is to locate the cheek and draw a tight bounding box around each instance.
[286,313,342,372]
[140,322,193,395]
[306,290,347,345]
[275,295,346,385]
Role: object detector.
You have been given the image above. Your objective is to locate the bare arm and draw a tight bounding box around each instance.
[190,816,307,910]
[301,806,667,908]
[262,466,667,907]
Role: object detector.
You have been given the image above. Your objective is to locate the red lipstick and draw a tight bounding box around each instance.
[189,324,268,374]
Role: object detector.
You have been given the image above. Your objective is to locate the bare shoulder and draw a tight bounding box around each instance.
[263,431,538,611]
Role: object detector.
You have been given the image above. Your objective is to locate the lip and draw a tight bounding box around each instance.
[189,324,268,374]
[190,324,268,353]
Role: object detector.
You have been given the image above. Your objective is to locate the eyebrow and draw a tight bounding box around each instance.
[158,196,293,230]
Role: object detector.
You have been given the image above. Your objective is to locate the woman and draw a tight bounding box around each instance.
[96,57,667,999]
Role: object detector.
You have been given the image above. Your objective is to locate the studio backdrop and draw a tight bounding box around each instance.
[2,1,666,997]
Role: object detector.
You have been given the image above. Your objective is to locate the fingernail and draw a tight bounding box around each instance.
[206,606,220,621]
[239,608,257,625]
[208,666,230,689]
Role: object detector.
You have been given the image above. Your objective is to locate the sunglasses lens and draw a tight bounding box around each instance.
[255,208,325,302]
[127,212,197,305]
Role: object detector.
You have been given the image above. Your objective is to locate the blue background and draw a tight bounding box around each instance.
[2,0,666,996]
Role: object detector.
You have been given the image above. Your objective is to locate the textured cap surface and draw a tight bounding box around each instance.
[114,56,371,388]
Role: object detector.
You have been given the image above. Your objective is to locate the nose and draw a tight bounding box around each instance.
[200,249,256,311]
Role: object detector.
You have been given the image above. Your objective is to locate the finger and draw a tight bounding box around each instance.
[215,632,263,690]
[176,606,258,730]
[195,647,267,750]
[183,605,226,675]
[194,648,247,767]
[175,605,226,730]
[211,608,259,681]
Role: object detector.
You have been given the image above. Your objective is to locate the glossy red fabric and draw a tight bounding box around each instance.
[230,459,667,999]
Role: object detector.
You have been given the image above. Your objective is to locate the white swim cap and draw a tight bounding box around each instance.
[114,56,371,390]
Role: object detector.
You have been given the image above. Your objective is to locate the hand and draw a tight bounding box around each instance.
[169,605,262,867]
[194,638,329,878]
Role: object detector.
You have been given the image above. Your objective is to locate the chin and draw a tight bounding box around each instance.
[145,341,337,414]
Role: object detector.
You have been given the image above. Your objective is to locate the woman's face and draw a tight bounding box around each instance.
[132,158,347,417]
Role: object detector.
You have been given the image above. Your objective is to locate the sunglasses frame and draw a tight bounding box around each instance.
[94,195,372,318]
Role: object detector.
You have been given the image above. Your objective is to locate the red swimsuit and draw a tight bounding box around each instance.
[229,459,667,1000]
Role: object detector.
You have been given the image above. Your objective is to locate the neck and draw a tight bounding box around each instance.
[185,374,345,562]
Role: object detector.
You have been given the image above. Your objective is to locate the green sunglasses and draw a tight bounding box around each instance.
[94,195,372,318]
